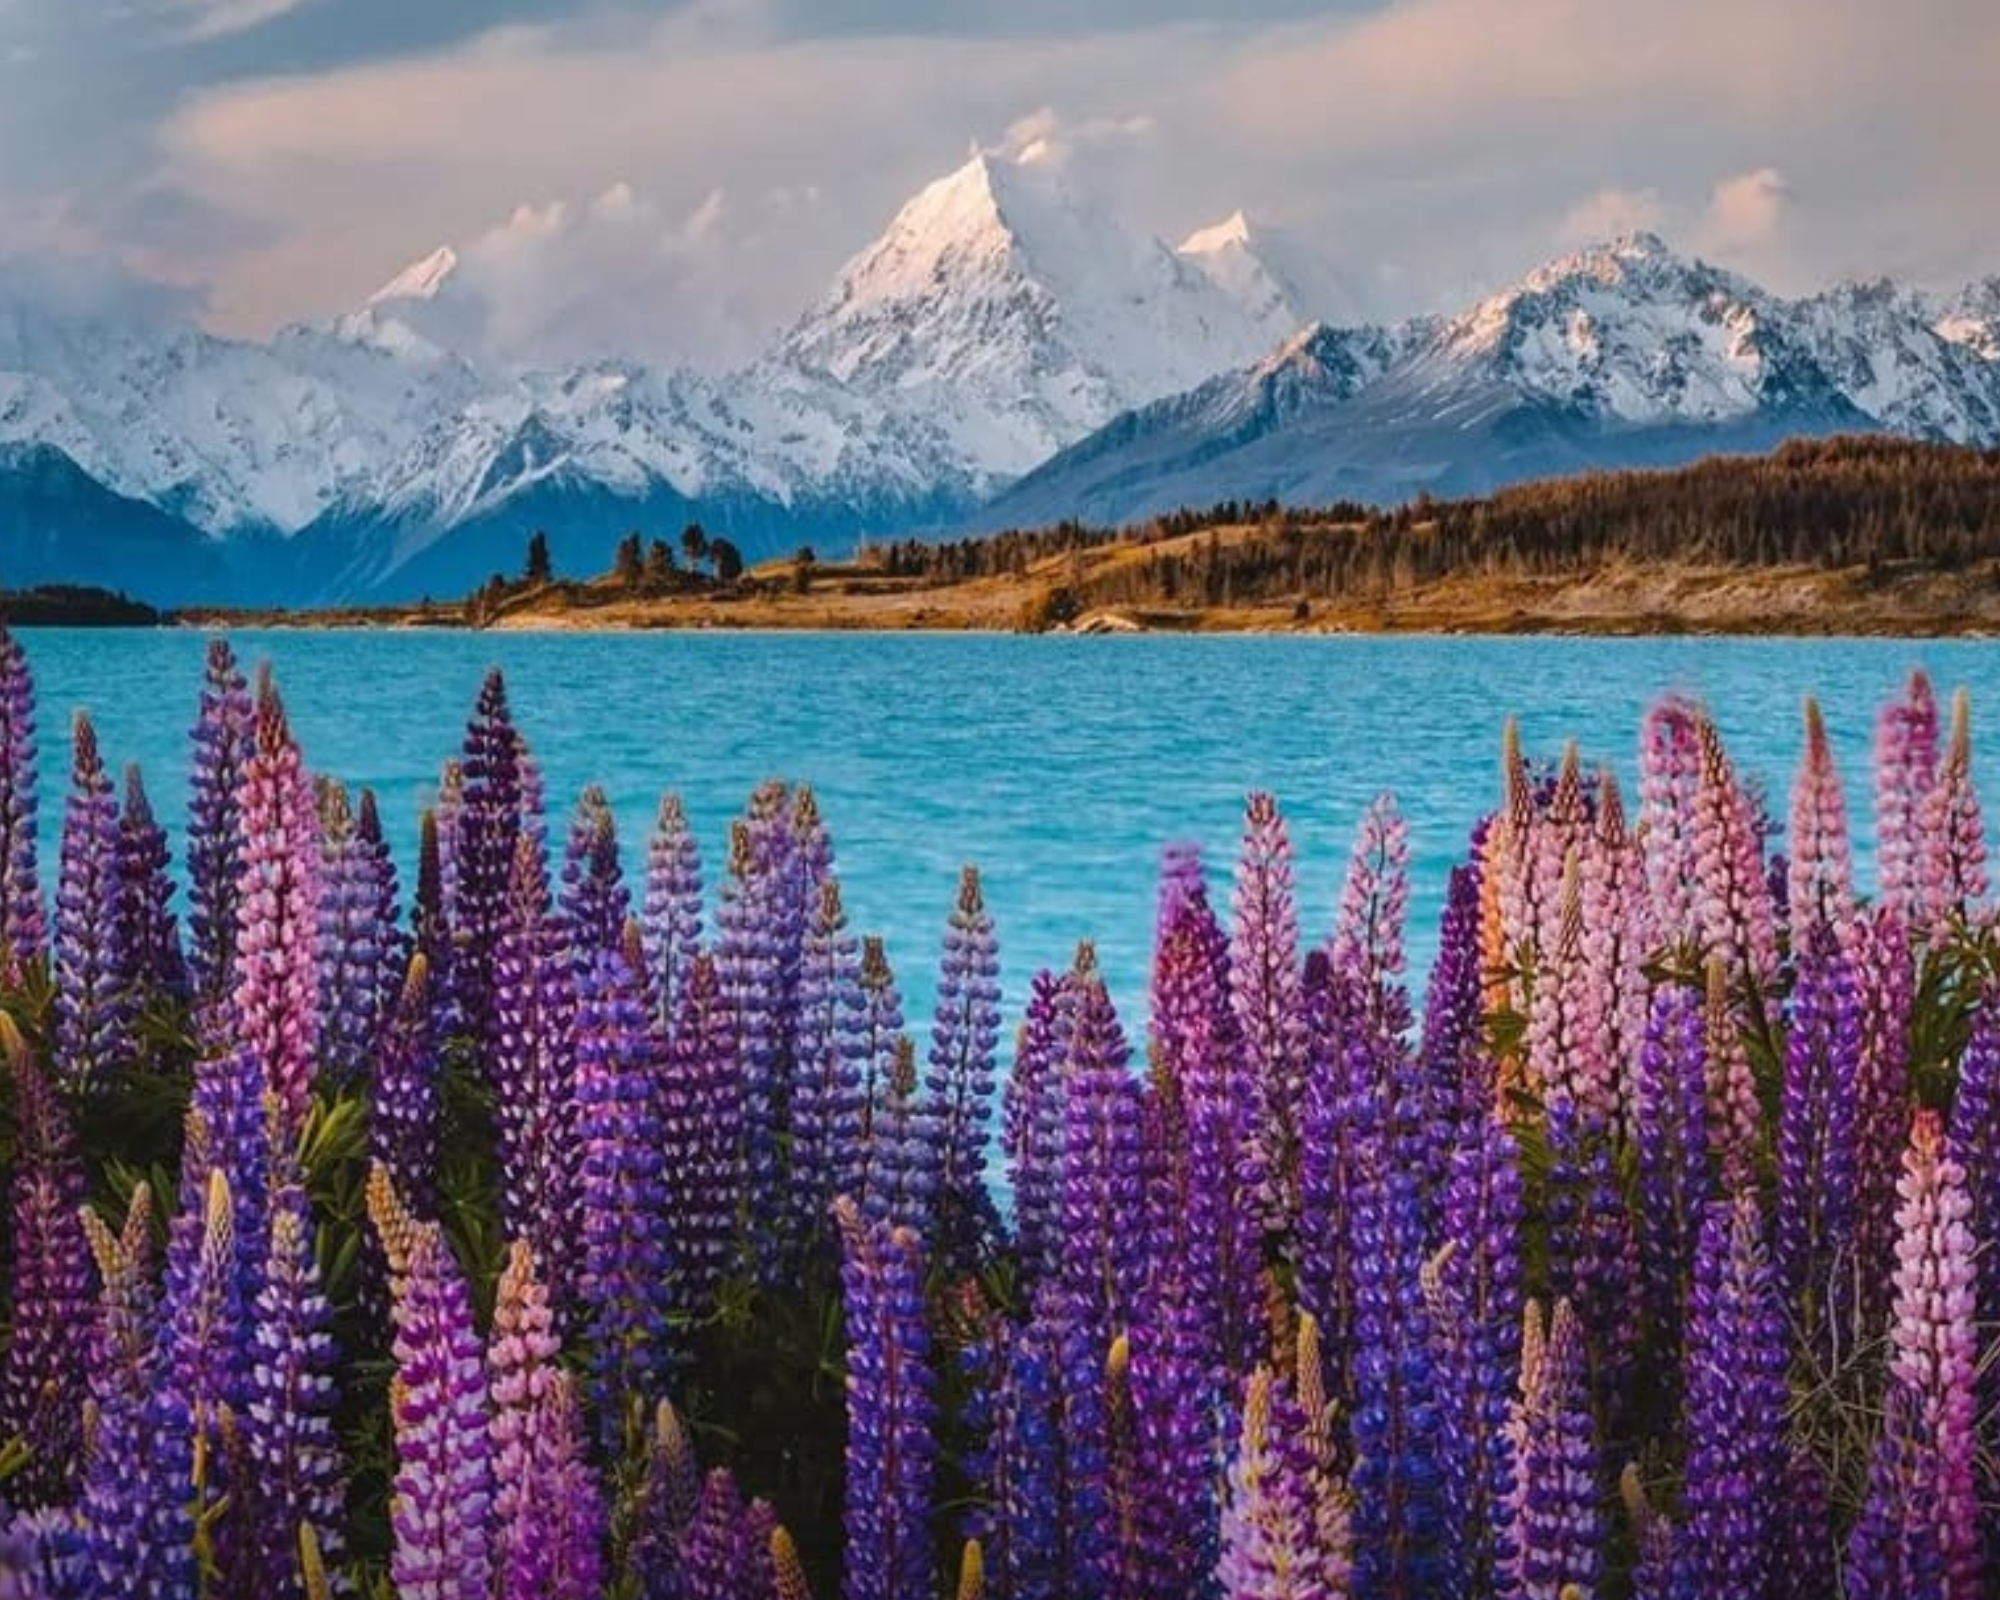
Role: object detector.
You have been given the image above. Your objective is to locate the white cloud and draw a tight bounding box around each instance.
[1556,187,1669,249]
[165,0,315,44]
[1696,166,1792,255]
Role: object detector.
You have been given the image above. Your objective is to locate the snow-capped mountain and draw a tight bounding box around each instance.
[985,233,2000,529]
[771,149,1277,479]
[5,184,2000,604]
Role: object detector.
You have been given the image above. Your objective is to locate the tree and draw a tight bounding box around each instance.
[614,532,644,590]
[524,531,553,586]
[710,538,743,585]
[644,539,677,590]
[681,523,710,573]
[792,545,817,596]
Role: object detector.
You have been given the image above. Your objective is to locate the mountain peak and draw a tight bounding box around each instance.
[367,245,459,307]
[1180,210,1256,256]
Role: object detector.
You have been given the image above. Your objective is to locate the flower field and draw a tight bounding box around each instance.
[0,634,1996,1599]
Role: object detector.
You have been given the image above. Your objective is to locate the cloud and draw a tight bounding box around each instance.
[1696,166,1791,255]
[163,0,319,44]
[1556,187,1668,249]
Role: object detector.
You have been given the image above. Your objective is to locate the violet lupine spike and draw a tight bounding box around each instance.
[560,784,631,961]
[867,1035,941,1239]
[663,950,743,1320]
[435,757,466,924]
[574,930,673,1429]
[1774,931,1864,1344]
[1421,859,1491,1138]
[186,637,252,1005]
[1788,698,1857,948]
[1640,695,1707,951]
[1670,1191,1788,1600]
[1127,1289,1226,1600]
[490,1239,562,1587]
[51,712,131,1093]
[1297,968,1366,1401]
[1945,989,2000,1517]
[1774,1446,1837,1600]
[372,954,443,1221]
[836,1197,937,1600]
[244,1176,347,1598]
[681,1470,781,1600]
[1427,1103,1525,1600]
[496,1369,607,1600]
[0,1022,93,1507]
[1541,1094,1639,1424]
[1851,906,1915,1333]
[114,764,186,1008]
[413,805,456,1033]
[1002,964,1074,1290]
[641,790,705,1034]
[376,1198,495,1600]
[924,865,1003,1270]
[1913,688,1989,936]
[1330,791,1414,1039]
[1631,981,1710,1357]
[625,1398,703,1598]
[1500,1298,1600,1600]
[848,933,912,1226]
[1057,966,1146,1342]
[1846,1110,1984,1600]
[315,781,395,1087]
[790,877,863,1260]
[0,624,43,985]
[1229,791,1310,1238]
[1875,669,1941,924]
[1140,1034,1194,1307]
[1215,1364,1351,1600]
[232,673,322,1136]
[457,668,526,1049]
[492,832,579,1276]
[1154,852,1265,1374]
[716,812,795,1272]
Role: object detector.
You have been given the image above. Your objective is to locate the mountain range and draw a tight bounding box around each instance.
[4,143,2000,604]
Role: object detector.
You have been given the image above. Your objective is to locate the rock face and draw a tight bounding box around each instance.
[4,180,2000,603]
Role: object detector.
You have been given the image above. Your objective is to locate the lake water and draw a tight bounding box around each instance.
[17,628,1999,1027]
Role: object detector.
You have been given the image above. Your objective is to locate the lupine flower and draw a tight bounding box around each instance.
[1640,696,1706,951]
[924,865,1002,1270]
[0,625,43,986]
[457,668,526,1048]
[1851,905,1915,1332]
[1913,687,1988,935]
[1329,791,1413,1040]
[373,1184,495,1600]
[574,929,673,1427]
[413,805,455,1028]
[625,1398,702,1598]
[1527,855,1616,1124]
[1691,709,1780,988]
[1775,931,1864,1342]
[680,1470,780,1600]
[51,712,130,1092]
[1230,791,1309,1237]
[1846,1110,1983,1600]
[1215,1363,1351,1600]
[496,1369,606,1600]
[1875,669,1941,924]
[1297,968,1367,1398]
[1788,698,1856,947]
[1945,990,2000,1500]
[111,764,185,1012]
[790,876,863,1258]
[1672,1192,1788,1600]
[315,780,397,1086]
[717,812,795,1271]
[244,1176,347,1597]
[492,832,579,1276]
[434,757,466,923]
[561,784,630,960]
[1489,718,1552,994]
[1701,957,1761,1186]
[0,1021,92,1506]
[1540,1094,1638,1420]
[489,1240,562,1575]
[1003,964,1074,1289]
[1057,966,1145,1342]
[1631,982,1710,1357]
[1773,1446,1837,1600]
[233,674,321,1135]
[1126,1289,1225,1600]
[837,1197,936,1600]
[662,950,743,1320]
[186,637,251,1004]
[1500,1298,1599,1600]
[641,790,704,1033]
[372,955,443,1220]
[850,934,926,1231]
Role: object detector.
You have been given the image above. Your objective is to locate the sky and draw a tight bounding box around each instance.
[4,0,1998,370]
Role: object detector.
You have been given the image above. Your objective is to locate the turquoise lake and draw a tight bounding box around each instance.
[16,628,2000,1024]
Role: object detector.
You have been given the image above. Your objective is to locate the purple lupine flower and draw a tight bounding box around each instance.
[232,673,321,1135]
[1788,698,1857,948]
[1490,718,1551,990]
[1541,1093,1638,1424]
[1329,791,1413,1040]
[1846,1109,1983,1600]
[413,804,455,1029]
[560,784,630,961]
[1427,1103,1525,1600]
[641,790,704,1034]
[849,934,924,1231]
[0,624,43,984]
[114,764,186,1008]
[51,713,130,1092]
[1875,669,1941,924]
[1215,1362,1351,1600]
[1775,930,1864,1344]
[1772,1445,1837,1600]
[1421,861,1491,1137]
[1297,964,1367,1401]
[1641,695,1707,949]
[837,1197,936,1600]
[1139,1032,1193,1312]
[663,950,743,1319]
[244,1176,347,1597]
[1003,964,1075,1290]
[375,1195,495,1600]
[625,1398,702,1598]
[574,929,673,1427]
[1851,905,1915,1334]
[1057,965,1146,1342]
[0,1025,92,1506]
[372,955,443,1220]
[186,637,252,1005]
[1154,852,1264,1374]
[924,865,1003,1271]
[865,1036,940,1240]
[1126,1289,1226,1600]
[456,668,526,1048]
[1230,792,1309,1238]
[1672,1192,1788,1600]
[1631,981,1710,1356]
[510,1370,607,1600]
[315,780,396,1087]
[492,832,579,1276]
[967,1285,1111,1600]
[1946,989,2000,1526]
[1913,687,1988,935]
[790,877,863,1260]
[681,1470,781,1600]
[1500,1298,1600,1600]
[1,1505,89,1598]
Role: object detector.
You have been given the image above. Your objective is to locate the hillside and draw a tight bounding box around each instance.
[177,437,2000,636]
